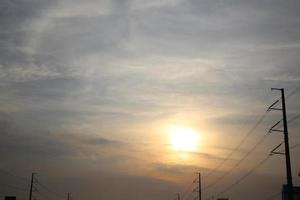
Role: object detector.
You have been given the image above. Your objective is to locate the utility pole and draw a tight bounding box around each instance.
[269,88,293,200]
[67,192,71,200]
[197,172,201,200]
[28,173,36,200]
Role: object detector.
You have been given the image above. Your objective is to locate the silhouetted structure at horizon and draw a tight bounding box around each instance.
[282,185,300,200]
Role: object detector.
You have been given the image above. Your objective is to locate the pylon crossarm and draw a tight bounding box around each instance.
[270,108,283,111]
[267,99,281,111]
[268,120,282,133]
[271,129,284,133]
[272,152,285,155]
[270,143,285,156]
[271,88,282,91]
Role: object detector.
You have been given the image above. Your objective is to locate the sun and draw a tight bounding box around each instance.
[169,126,199,152]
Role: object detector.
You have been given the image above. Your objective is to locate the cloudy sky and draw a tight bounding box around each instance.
[0,0,300,200]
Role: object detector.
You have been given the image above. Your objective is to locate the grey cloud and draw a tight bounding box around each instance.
[0,1,300,199]
[1,0,299,107]
[153,163,209,175]
[0,112,71,163]
[0,0,56,65]
[84,137,121,146]
[58,132,123,147]
[53,171,181,200]
[0,0,299,131]
[0,109,123,155]
[192,151,234,161]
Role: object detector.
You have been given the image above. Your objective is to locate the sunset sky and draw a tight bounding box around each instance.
[0,0,300,200]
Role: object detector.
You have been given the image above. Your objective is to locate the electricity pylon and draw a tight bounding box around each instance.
[268,88,293,200]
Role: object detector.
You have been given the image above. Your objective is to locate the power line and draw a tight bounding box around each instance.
[270,88,293,200]
[269,113,300,132]
[183,191,194,200]
[290,143,300,150]
[276,142,300,152]
[207,88,299,200]
[36,191,55,200]
[206,155,272,200]
[0,183,28,192]
[178,87,299,200]
[0,170,65,200]
[204,111,268,179]
[181,177,198,200]
[0,169,29,182]
[204,87,298,192]
[288,113,300,124]
[286,86,300,100]
[35,179,65,200]
[204,130,270,190]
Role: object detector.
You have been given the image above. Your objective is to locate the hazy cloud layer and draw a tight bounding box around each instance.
[0,0,300,200]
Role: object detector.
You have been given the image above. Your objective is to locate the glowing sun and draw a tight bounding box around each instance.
[169,126,199,152]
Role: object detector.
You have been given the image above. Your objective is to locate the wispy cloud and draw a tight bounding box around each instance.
[0,0,300,199]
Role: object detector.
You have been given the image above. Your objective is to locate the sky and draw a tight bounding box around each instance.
[0,0,300,200]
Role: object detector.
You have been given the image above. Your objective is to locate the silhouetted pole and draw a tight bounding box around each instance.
[197,172,201,200]
[67,192,70,200]
[281,88,293,188]
[272,88,293,200]
[177,193,180,200]
[28,173,35,200]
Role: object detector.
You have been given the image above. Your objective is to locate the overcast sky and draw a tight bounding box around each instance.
[0,0,300,200]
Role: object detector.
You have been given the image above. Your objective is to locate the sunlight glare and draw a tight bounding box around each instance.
[169,126,199,152]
